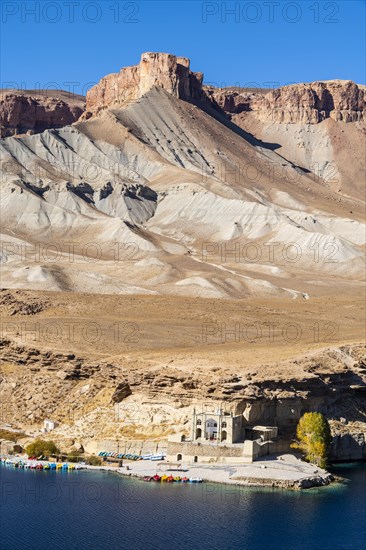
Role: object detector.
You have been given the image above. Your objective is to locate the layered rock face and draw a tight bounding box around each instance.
[0,90,85,137]
[207,80,365,123]
[2,59,363,139]
[85,52,204,116]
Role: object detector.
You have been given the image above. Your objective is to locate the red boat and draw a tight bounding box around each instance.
[167,475,174,483]
[153,474,161,482]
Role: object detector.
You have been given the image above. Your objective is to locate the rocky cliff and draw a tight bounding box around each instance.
[84,52,204,117]
[0,326,365,460]
[206,79,365,200]
[84,54,365,125]
[207,80,365,123]
[3,61,362,138]
[0,89,85,137]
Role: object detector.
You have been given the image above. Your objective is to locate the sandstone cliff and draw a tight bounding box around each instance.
[85,54,365,125]
[0,89,85,137]
[1,57,365,462]
[206,80,365,124]
[84,52,204,117]
[205,79,365,200]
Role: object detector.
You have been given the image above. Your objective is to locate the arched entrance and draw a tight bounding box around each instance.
[177,454,182,461]
[196,428,202,439]
[194,456,198,463]
[221,430,227,442]
[205,418,218,440]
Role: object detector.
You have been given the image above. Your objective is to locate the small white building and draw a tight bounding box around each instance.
[43,419,56,433]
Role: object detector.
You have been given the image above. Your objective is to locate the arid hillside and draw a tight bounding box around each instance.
[0,290,364,459]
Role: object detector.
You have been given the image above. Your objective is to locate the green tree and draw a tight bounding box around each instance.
[292,412,332,468]
[25,439,59,458]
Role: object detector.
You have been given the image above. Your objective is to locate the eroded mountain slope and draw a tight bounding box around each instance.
[207,80,366,201]
[0,54,365,299]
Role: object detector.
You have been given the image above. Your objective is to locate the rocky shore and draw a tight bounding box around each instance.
[112,453,335,490]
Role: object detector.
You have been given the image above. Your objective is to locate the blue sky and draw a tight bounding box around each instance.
[1,0,365,95]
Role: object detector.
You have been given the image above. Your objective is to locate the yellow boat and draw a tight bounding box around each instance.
[56,463,62,470]
[160,475,168,482]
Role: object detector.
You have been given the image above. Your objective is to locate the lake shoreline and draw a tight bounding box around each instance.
[1,453,337,490]
[112,455,335,490]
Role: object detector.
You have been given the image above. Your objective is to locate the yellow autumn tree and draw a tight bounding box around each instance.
[291,412,332,468]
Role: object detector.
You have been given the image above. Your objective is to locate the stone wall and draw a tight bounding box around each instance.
[167,440,244,463]
[83,438,168,456]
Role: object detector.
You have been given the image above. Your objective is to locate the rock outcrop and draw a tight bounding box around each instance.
[84,52,204,117]
[0,90,85,137]
[207,80,365,123]
[330,432,366,461]
[111,382,132,403]
[84,53,365,125]
[0,291,49,316]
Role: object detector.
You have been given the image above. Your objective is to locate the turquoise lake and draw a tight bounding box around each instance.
[0,462,365,549]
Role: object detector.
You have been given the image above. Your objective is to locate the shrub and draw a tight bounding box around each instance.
[25,439,59,458]
[86,455,102,466]
[292,412,332,468]
[67,449,83,463]
[67,454,80,463]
